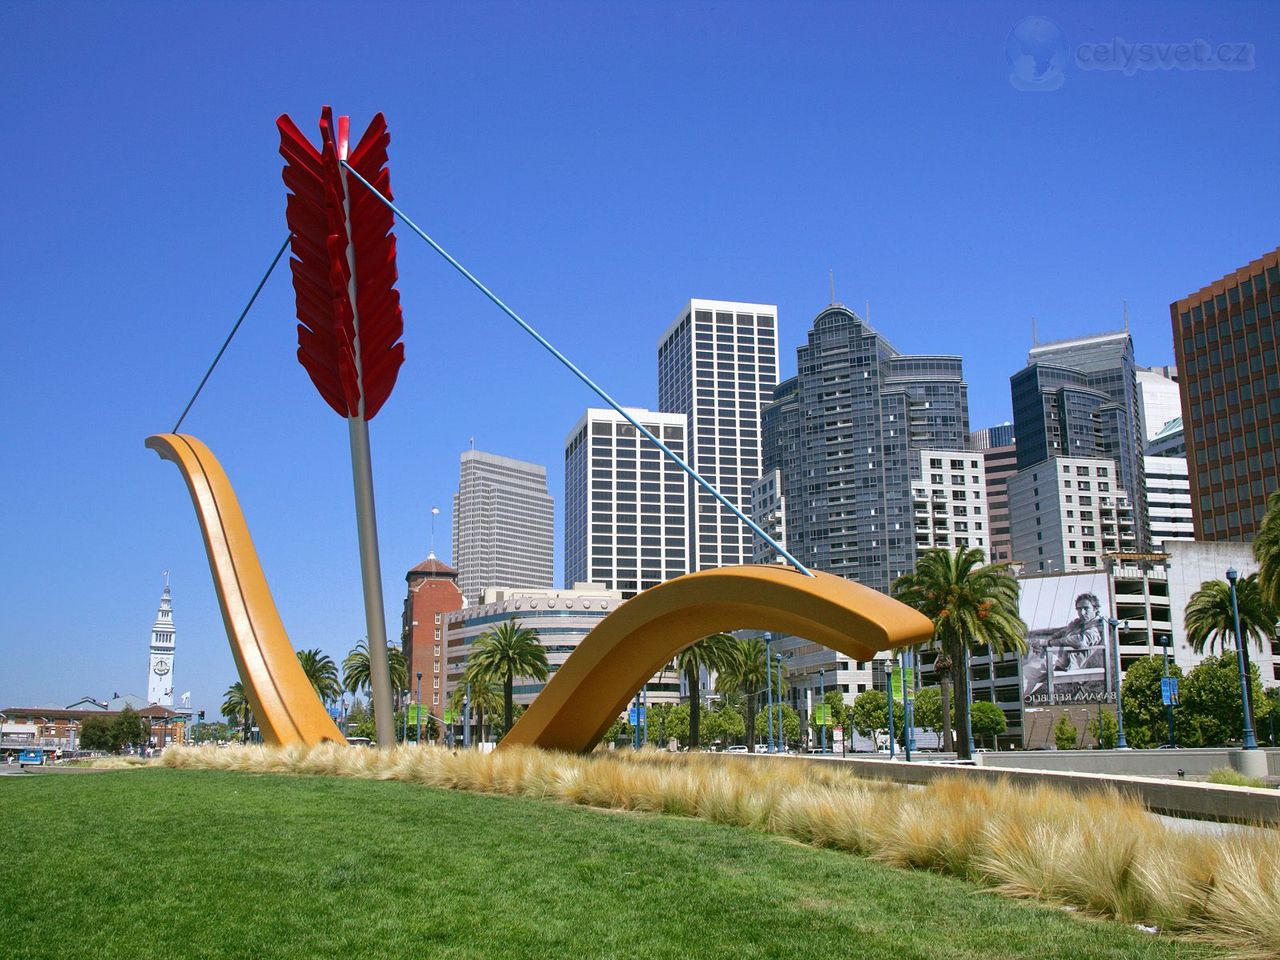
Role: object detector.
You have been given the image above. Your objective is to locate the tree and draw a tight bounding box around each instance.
[79,714,116,752]
[1119,655,1183,749]
[672,632,738,750]
[114,706,147,753]
[755,704,801,749]
[342,639,409,704]
[296,648,342,705]
[658,703,689,746]
[849,689,904,744]
[912,686,949,736]
[703,703,745,747]
[1053,713,1079,750]
[1254,488,1280,612]
[449,679,503,743]
[222,681,253,743]
[1185,575,1275,734]
[1185,575,1274,655]
[969,700,1007,749]
[1089,710,1118,749]
[715,637,784,753]
[892,548,1027,760]
[465,620,549,736]
[1180,654,1272,747]
[190,721,231,744]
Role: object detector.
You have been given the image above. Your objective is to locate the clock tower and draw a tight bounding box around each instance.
[147,575,177,706]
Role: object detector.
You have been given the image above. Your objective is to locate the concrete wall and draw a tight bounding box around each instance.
[738,751,1280,825]
[974,746,1280,778]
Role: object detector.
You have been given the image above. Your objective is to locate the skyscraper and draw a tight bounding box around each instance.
[452,450,554,602]
[1170,247,1280,541]
[760,304,969,594]
[1010,331,1148,550]
[971,425,1017,565]
[657,299,779,570]
[563,408,688,598]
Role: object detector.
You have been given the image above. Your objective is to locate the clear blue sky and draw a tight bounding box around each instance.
[2,2,1277,717]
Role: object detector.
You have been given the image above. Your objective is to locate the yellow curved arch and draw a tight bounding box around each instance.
[146,433,343,747]
[501,565,934,754]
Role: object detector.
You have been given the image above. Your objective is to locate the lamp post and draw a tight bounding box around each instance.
[1107,617,1129,749]
[463,684,472,748]
[415,672,423,744]
[764,639,775,753]
[1226,568,1259,750]
[775,653,785,752]
[902,649,913,763]
[1158,636,1176,748]
[885,658,896,759]
[818,668,826,753]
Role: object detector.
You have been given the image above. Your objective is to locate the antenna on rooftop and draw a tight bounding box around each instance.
[865,299,870,322]
[828,270,836,305]
[1123,299,1130,333]
[1032,316,1038,346]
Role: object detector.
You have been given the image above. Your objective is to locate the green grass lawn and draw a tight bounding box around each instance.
[0,770,1219,960]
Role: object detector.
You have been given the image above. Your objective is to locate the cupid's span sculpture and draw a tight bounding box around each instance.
[150,108,933,751]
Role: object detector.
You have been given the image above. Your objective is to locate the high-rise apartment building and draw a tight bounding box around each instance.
[971,424,1017,565]
[1170,247,1280,541]
[1010,332,1148,550]
[1144,455,1193,551]
[911,450,990,560]
[563,408,688,598]
[657,299,779,571]
[1137,366,1182,442]
[759,304,970,595]
[1007,456,1137,573]
[757,304,970,718]
[452,450,554,602]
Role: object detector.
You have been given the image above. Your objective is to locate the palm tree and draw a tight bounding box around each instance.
[296,648,342,705]
[930,650,955,753]
[892,548,1026,760]
[715,636,785,752]
[1255,489,1280,613]
[221,681,253,743]
[342,639,409,701]
[1186,574,1276,734]
[464,620,549,736]
[1185,575,1274,656]
[672,632,738,750]
[449,678,503,743]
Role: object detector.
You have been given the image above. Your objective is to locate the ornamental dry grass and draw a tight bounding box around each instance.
[160,744,1278,959]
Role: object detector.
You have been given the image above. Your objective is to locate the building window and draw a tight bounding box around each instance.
[434,613,441,624]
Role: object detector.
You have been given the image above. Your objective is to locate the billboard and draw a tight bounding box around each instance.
[1020,571,1112,706]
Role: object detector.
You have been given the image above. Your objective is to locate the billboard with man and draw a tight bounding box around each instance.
[1020,571,1112,706]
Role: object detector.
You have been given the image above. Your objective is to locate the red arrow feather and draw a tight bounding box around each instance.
[277,108,404,420]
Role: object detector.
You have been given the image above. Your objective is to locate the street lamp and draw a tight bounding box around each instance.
[774,652,785,752]
[885,658,897,759]
[1226,568,1259,750]
[463,684,472,748]
[415,672,423,745]
[1157,636,1176,748]
[818,668,826,753]
[764,638,775,753]
[1107,617,1129,749]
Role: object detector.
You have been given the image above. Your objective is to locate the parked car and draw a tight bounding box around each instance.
[725,745,748,753]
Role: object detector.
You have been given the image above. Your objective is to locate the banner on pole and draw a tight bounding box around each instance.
[1161,676,1180,706]
[890,668,915,701]
[813,704,832,727]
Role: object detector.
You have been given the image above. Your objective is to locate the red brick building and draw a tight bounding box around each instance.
[401,555,463,722]
[1170,247,1280,541]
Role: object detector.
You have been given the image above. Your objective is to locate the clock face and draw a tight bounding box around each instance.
[153,659,171,677]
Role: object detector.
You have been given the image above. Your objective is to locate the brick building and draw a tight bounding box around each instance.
[401,555,464,720]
